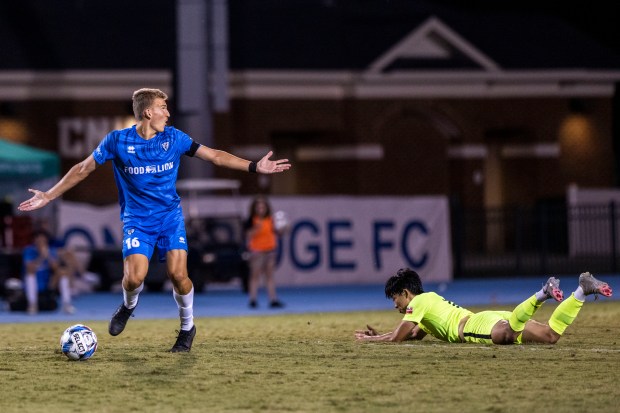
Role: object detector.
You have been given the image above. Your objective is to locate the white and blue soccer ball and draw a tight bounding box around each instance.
[60,324,98,361]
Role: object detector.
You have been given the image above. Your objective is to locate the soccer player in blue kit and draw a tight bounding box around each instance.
[18,88,291,352]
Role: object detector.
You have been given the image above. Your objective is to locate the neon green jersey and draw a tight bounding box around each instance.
[403,292,474,343]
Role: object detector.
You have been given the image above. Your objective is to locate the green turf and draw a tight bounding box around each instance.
[1,301,618,413]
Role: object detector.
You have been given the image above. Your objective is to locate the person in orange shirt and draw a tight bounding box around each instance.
[245,196,285,309]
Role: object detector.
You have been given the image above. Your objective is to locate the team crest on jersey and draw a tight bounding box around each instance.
[162,142,169,151]
[406,306,413,314]
[127,145,136,154]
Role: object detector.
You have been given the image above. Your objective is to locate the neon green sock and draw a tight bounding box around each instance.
[514,332,523,344]
[509,295,542,332]
[548,293,584,335]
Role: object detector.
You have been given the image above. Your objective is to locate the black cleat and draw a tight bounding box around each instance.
[170,325,197,353]
[269,300,285,309]
[108,303,136,336]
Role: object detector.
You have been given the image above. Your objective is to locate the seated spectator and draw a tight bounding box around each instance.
[37,218,100,294]
[22,230,75,314]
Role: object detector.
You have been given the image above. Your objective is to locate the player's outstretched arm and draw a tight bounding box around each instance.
[18,155,98,212]
[355,321,419,342]
[195,147,291,174]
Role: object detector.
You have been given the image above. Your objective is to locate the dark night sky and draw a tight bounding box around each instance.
[1,1,619,70]
[440,1,620,57]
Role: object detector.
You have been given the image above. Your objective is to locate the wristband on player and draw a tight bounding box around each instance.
[248,161,257,173]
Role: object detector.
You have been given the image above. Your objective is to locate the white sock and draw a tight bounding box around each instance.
[534,288,548,302]
[24,274,38,305]
[574,286,586,302]
[58,277,72,305]
[123,282,144,309]
[173,287,194,331]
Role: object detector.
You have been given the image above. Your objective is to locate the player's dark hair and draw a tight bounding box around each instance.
[384,268,424,298]
[31,229,51,241]
[248,195,272,219]
[244,196,273,231]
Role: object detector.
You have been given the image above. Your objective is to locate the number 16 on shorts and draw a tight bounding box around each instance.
[122,228,154,258]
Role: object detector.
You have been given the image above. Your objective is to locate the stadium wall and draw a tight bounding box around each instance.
[56,196,453,286]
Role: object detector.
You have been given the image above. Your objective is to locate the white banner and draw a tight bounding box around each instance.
[58,196,452,286]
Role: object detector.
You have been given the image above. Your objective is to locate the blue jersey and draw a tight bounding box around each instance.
[23,245,59,291]
[92,125,196,228]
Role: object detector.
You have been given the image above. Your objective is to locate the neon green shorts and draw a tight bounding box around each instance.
[462,311,512,344]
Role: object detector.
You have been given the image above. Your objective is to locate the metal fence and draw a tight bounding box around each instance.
[452,202,619,278]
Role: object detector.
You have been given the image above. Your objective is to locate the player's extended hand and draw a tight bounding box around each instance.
[18,189,51,212]
[257,151,291,174]
[355,325,379,339]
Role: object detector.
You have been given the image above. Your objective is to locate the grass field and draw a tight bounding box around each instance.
[1,301,619,413]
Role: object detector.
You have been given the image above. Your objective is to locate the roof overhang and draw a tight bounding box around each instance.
[229,16,620,100]
[1,68,618,101]
[0,70,172,100]
[229,69,620,99]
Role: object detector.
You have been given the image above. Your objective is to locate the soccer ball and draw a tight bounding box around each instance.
[60,324,98,361]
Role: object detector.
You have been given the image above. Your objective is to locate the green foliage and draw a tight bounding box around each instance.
[1,302,618,413]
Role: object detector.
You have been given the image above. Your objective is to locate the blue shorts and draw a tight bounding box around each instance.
[122,208,188,262]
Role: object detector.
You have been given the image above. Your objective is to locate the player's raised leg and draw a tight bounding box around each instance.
[508,276,563,340]
[547,272,613,335]
[524,272,613,343]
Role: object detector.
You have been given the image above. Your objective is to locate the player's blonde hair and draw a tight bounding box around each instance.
[132,88,168,120]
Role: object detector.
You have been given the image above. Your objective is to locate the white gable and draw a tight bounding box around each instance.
[230,18,620,99]
[368,16,500,74]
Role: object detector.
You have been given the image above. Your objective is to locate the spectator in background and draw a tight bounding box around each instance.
[37,218,100,294]
[22,230,75,314]
[245,196,285,309]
